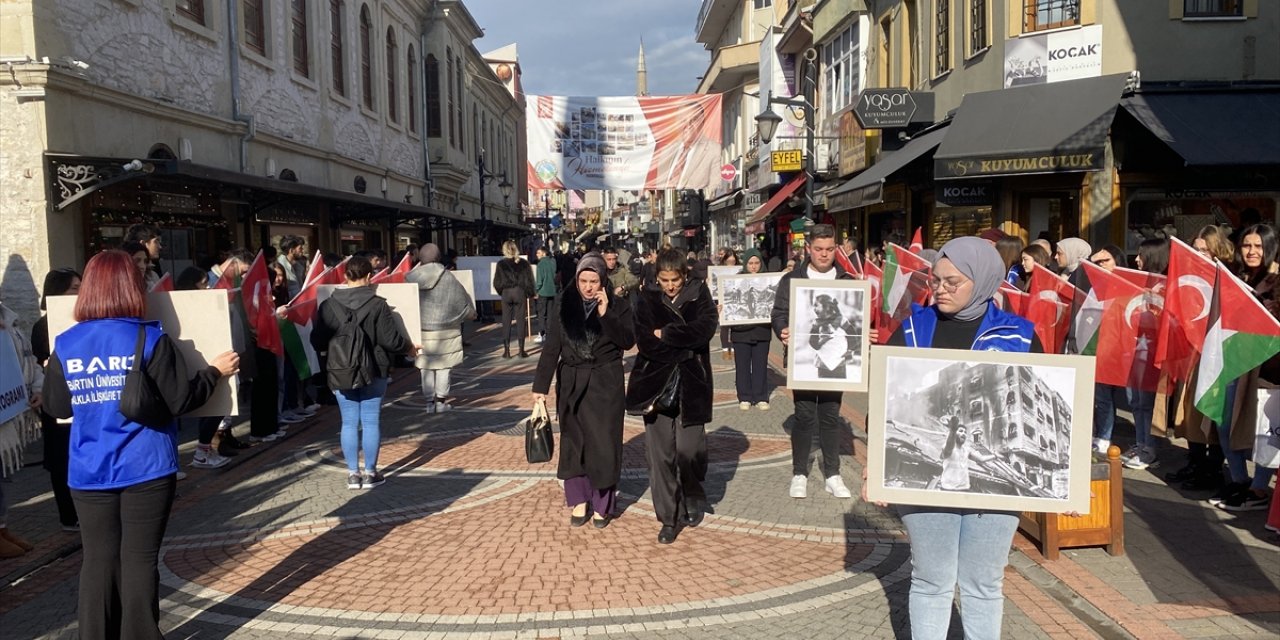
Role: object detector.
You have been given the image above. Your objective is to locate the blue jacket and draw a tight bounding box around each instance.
[899,302,1035,352]
[46,318,219,490]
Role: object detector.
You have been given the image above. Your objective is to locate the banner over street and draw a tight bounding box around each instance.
[526,95,723,192]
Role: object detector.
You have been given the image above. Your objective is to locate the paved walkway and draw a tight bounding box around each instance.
[1,323,1277,639]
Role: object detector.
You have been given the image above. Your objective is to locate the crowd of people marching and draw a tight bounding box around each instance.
[1,218,1278,640]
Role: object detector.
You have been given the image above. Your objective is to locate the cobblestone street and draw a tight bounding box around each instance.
[1,324,1276,639]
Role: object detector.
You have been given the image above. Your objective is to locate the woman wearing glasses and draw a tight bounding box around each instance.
[873,236,1042,640]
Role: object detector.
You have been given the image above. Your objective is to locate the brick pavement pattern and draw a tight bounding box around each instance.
[1,324,1277,639]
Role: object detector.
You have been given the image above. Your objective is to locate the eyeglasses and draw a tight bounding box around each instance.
[927,276,968,293]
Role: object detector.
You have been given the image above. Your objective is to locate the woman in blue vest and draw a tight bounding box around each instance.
[42,250,239,640]
[879,236,1042,640]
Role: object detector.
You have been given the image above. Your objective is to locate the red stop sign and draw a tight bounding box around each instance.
[720,163,737,182]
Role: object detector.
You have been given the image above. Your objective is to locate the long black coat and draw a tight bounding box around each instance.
[627,281,719,425]
[532,286,636,489]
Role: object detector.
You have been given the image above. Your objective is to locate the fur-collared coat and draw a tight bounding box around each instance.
[626,281,719,425]
[532,285,635,488]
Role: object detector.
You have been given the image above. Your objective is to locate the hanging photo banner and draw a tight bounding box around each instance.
[526,95,723,192]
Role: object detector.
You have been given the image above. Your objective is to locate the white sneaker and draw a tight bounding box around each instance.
[1119,445,1141,464]
[176,471,188,481]
[250,433,280,443]
[303,403,321,413]
[1124,446,1158,470]
[278,413,304,424]
[431,400,452,413]
[191,447,230,469]
[756,402,770,411]
[1093,438,1111,456]
[789,475,808,499]
[825,475,852,499]
[292,407,317,418]
[739,402,752,411]
[534,334,544,344]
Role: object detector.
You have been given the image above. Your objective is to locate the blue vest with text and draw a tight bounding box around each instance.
[900,302,1035,353]
[54,318,176,490]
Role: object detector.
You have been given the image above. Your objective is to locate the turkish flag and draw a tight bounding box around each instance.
[836,246,861,277]
[1026,266,1077,353]
[242,251,283,356]
[908,227,924,254]
[997,281,1029,317]
[1156,238,1217,383]
[284,258,348,325]
[1078,262,1159,389]
[149,272,174,293]
[862,259,899,343]
[371,252,414,285]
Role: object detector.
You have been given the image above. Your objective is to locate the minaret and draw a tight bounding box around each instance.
[636,39,648,97]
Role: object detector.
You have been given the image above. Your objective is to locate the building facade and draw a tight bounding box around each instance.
[0,0,525,324]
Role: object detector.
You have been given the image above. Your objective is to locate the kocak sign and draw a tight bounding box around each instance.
[936,180,997,207]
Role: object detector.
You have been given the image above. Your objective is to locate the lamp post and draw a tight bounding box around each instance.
[755,49,818,224]
[477,151,512,254]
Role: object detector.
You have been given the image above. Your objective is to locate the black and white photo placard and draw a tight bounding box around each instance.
[785,280,872,393]
[717,273,782,327]
[866,346,1095,513]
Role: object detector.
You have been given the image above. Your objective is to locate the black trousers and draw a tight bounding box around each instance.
[250,349,279,437]
[792,390,844,477]
[41,415,78,527]
[500,289,528,346]
[719,326,732,350]
[72,475,177,640]
[733,341,770,404]
[536,296,554,335]
[644,412,707,527]
[197,415,221,445]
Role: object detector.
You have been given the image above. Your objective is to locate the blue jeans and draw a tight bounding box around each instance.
[1215,381,1276,489]
[335,378,388,473]
[1093,383,1155,446]
[899,507,1020,640]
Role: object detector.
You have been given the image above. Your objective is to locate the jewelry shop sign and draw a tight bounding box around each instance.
[936,151,1104,179]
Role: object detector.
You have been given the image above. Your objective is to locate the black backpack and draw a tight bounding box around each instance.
[325,302,378,391]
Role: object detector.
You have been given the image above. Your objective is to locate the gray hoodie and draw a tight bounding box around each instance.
[405,264,475,331]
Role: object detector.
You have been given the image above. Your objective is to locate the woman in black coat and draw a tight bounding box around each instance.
[494,241,537,358]
[626,249,719,544]
[532,253,636,528]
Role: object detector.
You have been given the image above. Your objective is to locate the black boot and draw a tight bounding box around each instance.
[503,343,512,359]
[518,341,529,358]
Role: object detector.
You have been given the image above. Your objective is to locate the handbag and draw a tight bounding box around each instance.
[119,325,175,428]
[523,399,555,464]
[627,362,681,417]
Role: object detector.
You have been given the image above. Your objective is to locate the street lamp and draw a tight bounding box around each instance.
[476,151,511,254]
[755,48,818,223]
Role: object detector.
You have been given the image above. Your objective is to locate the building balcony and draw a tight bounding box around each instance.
[697,41,762,94]
[696,0,739,46]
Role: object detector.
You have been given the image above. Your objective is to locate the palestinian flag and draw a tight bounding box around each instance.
[1076,261,1158,388]
[1070,261,1114,355]
[1156,238,1217,383]
[862,259,898,344]
[281,259,348,380]
[881,243,932,320]
[1026,266,1076,353]
[1193,263,1280,424]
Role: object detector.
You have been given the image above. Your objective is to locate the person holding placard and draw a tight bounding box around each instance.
[878,236,1042,640]
[0,299,45,558]
[533,253,635,529]
[407,244,476,413]
[41,250,239,640]
[730,249,773,411]
[312,256,416,490]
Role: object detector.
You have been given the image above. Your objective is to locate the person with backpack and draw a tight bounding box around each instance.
[311,255,416,490]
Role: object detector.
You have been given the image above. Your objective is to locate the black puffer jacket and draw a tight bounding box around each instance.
[311,286,412,379]
[627,280,719,424]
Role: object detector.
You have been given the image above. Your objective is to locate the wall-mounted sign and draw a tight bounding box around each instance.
[771,149,804,172]
[838,110,868,175]
[936,180,997,207]
[855,88,930,129]
[720,163,738,182]
[1004,24,1102,88]
[937,151,1103,179]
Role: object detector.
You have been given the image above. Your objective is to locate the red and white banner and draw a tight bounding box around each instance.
[526,95,723,192]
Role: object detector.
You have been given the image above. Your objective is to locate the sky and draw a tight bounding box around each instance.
[466,0,711,97]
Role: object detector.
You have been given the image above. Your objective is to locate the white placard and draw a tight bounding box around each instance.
[314,283,422,342]
[452,270,477,309]
[456,257,503,301]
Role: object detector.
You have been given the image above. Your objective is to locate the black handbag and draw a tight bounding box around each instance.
[119,326,174,428]
[523,400,555,464]
[628,363,681,417]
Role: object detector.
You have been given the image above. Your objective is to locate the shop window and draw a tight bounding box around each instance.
[243,0,267,55]
[177,0,205,25]
[330,0,345,96]
[292,0,310,77]
[1184,0,1242,17]
[931,207,994,248]
[1022,0,1080,33]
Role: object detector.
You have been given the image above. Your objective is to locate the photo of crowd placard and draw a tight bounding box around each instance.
[865,346,1095,513]
[785,280,872,392]
[717,273,782,326]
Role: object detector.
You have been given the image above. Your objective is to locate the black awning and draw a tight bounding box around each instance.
[827,126,948,212]
[1121,90,1280,166]
[934,74,1130,179]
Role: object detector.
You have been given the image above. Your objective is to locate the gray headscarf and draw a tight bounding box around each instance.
[417,243,442,265]
[918,248,940,265]
[937,236,1004,321]
[575,252,607,282]
[1056,237,1092,275]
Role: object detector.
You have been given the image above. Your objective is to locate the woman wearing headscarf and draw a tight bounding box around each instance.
[878,237,1042,640]
[532,253,635,529]
[1052,237,1092,283]
[628,248,719,544]
[406,243,476,413]
[730,249,773,410]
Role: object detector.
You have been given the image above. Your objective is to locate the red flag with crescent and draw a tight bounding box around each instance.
[1156,238,1218,383]
[1026,266,1076,353]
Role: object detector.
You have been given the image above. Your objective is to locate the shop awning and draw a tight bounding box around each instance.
[827,126,948,212]
[1121,90,1280,166]
[743,175,807,227]
[707,189,744,212]
[934,74,1130,179]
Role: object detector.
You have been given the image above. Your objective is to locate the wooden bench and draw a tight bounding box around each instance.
[1017,445,1125,561]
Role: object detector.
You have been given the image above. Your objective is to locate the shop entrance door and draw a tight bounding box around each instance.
[1018,193,1079,245]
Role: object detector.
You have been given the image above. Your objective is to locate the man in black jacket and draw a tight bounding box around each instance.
[771,224,856,500]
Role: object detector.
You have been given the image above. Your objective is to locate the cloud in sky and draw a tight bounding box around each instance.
[467,0,711,97]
